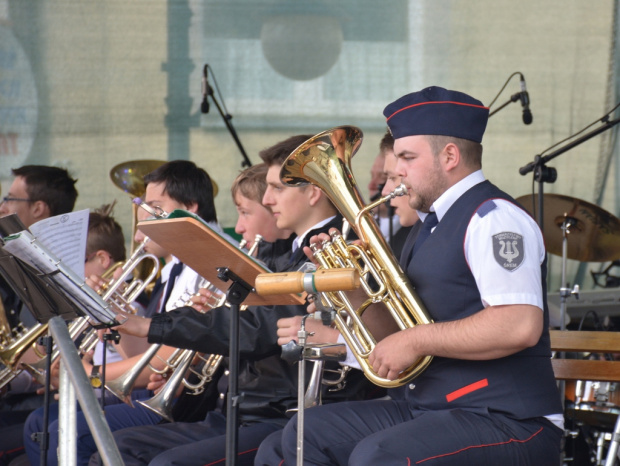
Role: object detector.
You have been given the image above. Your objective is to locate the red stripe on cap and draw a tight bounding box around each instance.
[386,100,489,121]
[445,378,488,402]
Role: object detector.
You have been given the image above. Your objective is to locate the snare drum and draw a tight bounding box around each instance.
[565,380,620,428]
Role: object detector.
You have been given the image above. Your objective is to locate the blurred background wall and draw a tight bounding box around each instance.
[0,0,617,294]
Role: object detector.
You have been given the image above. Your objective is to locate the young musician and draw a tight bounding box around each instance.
[23,161,216,466]
[103,135,378,466]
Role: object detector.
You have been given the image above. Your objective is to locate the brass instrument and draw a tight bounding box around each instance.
[20,239,159,386]
[0,305,48,390]
[105,277,227,409]
[280,126,434,388]
[136,237,263,421]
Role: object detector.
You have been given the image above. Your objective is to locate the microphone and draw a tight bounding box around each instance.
[519,74,533,125]
[201,64,210,114]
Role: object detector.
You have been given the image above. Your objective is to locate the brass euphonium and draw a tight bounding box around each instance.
[280,126,434,388]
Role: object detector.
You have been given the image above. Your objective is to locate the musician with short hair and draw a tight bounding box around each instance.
[275,87,564,465]
[22,161,218,466]
[103,136,379,466]
[0,165,78,464]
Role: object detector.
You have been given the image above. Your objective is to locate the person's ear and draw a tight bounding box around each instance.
[97,250,114,270]
[30,200,49,220]
[184,201,199,215]
[307,186,323,207]
[442,143,460,172]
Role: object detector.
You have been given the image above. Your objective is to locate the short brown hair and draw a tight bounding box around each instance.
[426,135,482,168]
[258,134,314,167]
[87,202,126,262]
[379,129,394,155]
[231,163,269,204]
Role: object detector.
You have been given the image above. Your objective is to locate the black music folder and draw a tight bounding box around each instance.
[0,214,118,325]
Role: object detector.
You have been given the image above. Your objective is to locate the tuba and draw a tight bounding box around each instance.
[280,126,434,388]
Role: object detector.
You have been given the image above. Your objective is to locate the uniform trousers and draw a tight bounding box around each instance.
[90,411,283,466]
[275,399,563,465]
[23,389,158,466]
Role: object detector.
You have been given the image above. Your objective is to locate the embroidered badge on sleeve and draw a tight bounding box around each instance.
[492,232,524,271]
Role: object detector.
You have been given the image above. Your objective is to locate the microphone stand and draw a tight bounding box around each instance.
[488,92,522,118]
[203,77,252,168]
[519,116,620,232]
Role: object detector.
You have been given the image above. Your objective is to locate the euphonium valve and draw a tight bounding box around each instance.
[280,126,434,388]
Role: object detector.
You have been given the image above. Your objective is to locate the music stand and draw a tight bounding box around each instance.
[0,217,121,464]
[138,211,303,465]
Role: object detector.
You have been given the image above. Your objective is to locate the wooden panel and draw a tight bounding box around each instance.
[549,330,620,353]
[551,359,620,382]
[138,217,305,307]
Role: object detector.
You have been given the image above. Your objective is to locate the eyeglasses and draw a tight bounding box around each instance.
[1,197,32,205]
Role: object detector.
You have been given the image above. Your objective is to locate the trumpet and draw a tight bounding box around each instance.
[136,237,263,421]
[280,126,434,388]
[20,239,160,387]
[105,276,227,410]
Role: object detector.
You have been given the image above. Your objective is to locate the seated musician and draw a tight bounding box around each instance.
[23,160,215,466]
[102,135,381,466]
[274,87,564,465]
[0,165,78,465]
[2,202,127,464]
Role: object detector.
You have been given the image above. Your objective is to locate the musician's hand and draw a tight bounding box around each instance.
[368,328,418,381]
[302,232,332,264]
[112,313,150,338]
[276,316,340,346]
[35,358,61,394]
[190,288,222,312]
[146,372,168,393]
[85,274,107,293]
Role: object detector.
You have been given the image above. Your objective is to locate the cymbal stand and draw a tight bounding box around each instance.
[558,216,581,333]
[557,216,581,413]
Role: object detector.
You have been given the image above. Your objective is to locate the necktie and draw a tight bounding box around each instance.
[412,211,438,257]
[142,277,164,317]
[161,261,185,310]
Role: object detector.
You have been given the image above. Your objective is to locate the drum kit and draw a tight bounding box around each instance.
[515,193,620,465]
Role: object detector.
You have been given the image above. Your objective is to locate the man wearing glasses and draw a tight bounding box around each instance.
[0,165,78,229]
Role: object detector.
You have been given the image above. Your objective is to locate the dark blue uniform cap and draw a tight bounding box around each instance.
[384,86,489,143]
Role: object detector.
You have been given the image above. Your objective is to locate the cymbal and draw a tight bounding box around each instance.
[515,193,620,262]
[110,159,219,198]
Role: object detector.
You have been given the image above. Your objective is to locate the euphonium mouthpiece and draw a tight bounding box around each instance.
[391,183,407,198]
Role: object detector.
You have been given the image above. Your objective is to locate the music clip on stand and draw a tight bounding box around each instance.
[216,267,253,466]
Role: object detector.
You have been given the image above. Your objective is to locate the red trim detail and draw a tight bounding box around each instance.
[446,378,488,402]
[386,101,489,121]
[414,426,544,464]
[203,447,258,466]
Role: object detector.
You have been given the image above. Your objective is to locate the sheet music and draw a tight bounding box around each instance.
[28,209,89,277]
[2,232,116,324]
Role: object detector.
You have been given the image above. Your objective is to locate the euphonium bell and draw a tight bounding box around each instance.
[280,126,434,388]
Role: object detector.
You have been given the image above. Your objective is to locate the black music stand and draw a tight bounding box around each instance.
[138,212,304,465]
[0,216,120,465]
